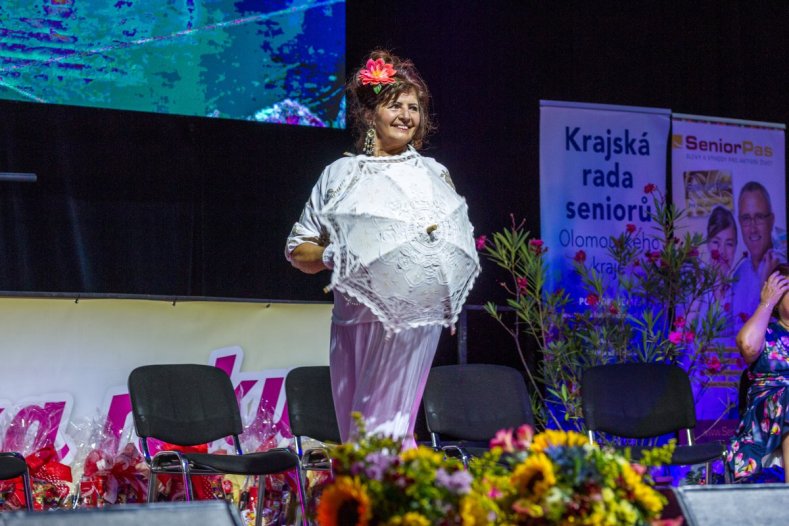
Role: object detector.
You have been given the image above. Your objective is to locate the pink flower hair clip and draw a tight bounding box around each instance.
[358,58,397,94]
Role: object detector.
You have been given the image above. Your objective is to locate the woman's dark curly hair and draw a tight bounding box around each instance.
[346,49,435,152]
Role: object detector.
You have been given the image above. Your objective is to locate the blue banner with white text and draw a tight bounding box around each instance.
[539,101,671,308]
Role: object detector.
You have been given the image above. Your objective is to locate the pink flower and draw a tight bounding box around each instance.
[574,250,587,263]
[644,183,656,194]
[586,293,599,306]
[475,235,487,250]
[513,424,534,450]
[684,330,695,344]
[488,486,503,499]
[609,303,619,315]
[358,58,397,86]
[646,250,660,263]
[668,331,683,345]
[631,463,647,476]
[626,223,636,234]
[490,428,514,452]
[674,316,686,329]
[516,277,528,293]
[710,249,721,261]
[706,355,722,373]
[738,312,749,323]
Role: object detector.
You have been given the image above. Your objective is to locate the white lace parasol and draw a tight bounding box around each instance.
[320,159,480,333]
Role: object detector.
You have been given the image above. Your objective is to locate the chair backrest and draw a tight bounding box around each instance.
[582,363,696,438]
[285,366,341,444]
[0,453,28,480]
[423,364,534,442]
[128,364,244,445]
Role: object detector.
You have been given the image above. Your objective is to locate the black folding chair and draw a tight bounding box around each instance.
[422,364,535,467]
[128,364,307,526]
[582,363,724,484]
[285,366,342,515]
[285,366,341,469]
[0,452,33,511]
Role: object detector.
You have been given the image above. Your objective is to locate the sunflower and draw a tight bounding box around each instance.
[511,453,556,497]
[530,430,589,453]
[316,476,372,526]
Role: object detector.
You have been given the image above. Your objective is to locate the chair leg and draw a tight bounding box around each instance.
[704,461,711,485]
[21,470,34,511]
[178,456,195,501]
[147,471,158,502]
[255,475,267,526]
[293,465,309,526]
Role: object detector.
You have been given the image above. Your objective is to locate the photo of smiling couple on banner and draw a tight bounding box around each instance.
[671,114,787,420]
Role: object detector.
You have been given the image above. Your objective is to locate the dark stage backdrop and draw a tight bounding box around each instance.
[1,2,787,313]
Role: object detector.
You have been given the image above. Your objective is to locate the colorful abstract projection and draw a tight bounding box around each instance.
[0,0,345,127]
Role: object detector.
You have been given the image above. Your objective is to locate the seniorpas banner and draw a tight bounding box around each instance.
[671,114,786,419]
[539,101,671,306]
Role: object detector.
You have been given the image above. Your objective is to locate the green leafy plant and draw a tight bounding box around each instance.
[478,185,733,430]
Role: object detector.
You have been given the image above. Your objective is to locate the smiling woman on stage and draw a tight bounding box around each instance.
[285,50,477,446]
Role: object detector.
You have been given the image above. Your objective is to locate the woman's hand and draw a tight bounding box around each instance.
[737,271,789,364]
[290,243,332,274]
[759,270,789,312]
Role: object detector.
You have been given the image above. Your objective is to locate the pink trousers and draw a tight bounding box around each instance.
[329,322,442,446]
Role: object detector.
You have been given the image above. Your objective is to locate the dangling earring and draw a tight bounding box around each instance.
[363,125,376,156]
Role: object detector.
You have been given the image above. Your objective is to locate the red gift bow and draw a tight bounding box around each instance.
[105,443,148,504]
[81,443,149,505]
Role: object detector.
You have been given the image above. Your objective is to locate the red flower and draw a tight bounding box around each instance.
[626,223,636,234]
[358,58,397,87]
[674,316,686,329]
[644,183,656,194]
[609,303,619,315]
[475,235,487,250]
[724,302,731,312]
[684,330,695,344]
[688,247,699,258]
[706,355,722,374]
[529,239,545,254]
[646,250,660,263]
[516,277,528,293]
[738,312,749,323]
[574,250,587,263]
[710,249,721,261]
[668,331,683,345]
[586,293,599,306]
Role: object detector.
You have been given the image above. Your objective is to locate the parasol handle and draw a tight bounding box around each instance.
[323,284,334,294]
[426,224,438,235]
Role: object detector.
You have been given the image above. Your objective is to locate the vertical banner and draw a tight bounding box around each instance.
[539,101,671,305]
[671,114,786,420]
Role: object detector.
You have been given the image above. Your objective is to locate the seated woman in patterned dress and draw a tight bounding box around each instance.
[726,263,789,481]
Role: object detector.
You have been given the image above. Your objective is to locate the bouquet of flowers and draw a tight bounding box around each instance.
[314,418,673,526]
[472,425,674,525]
